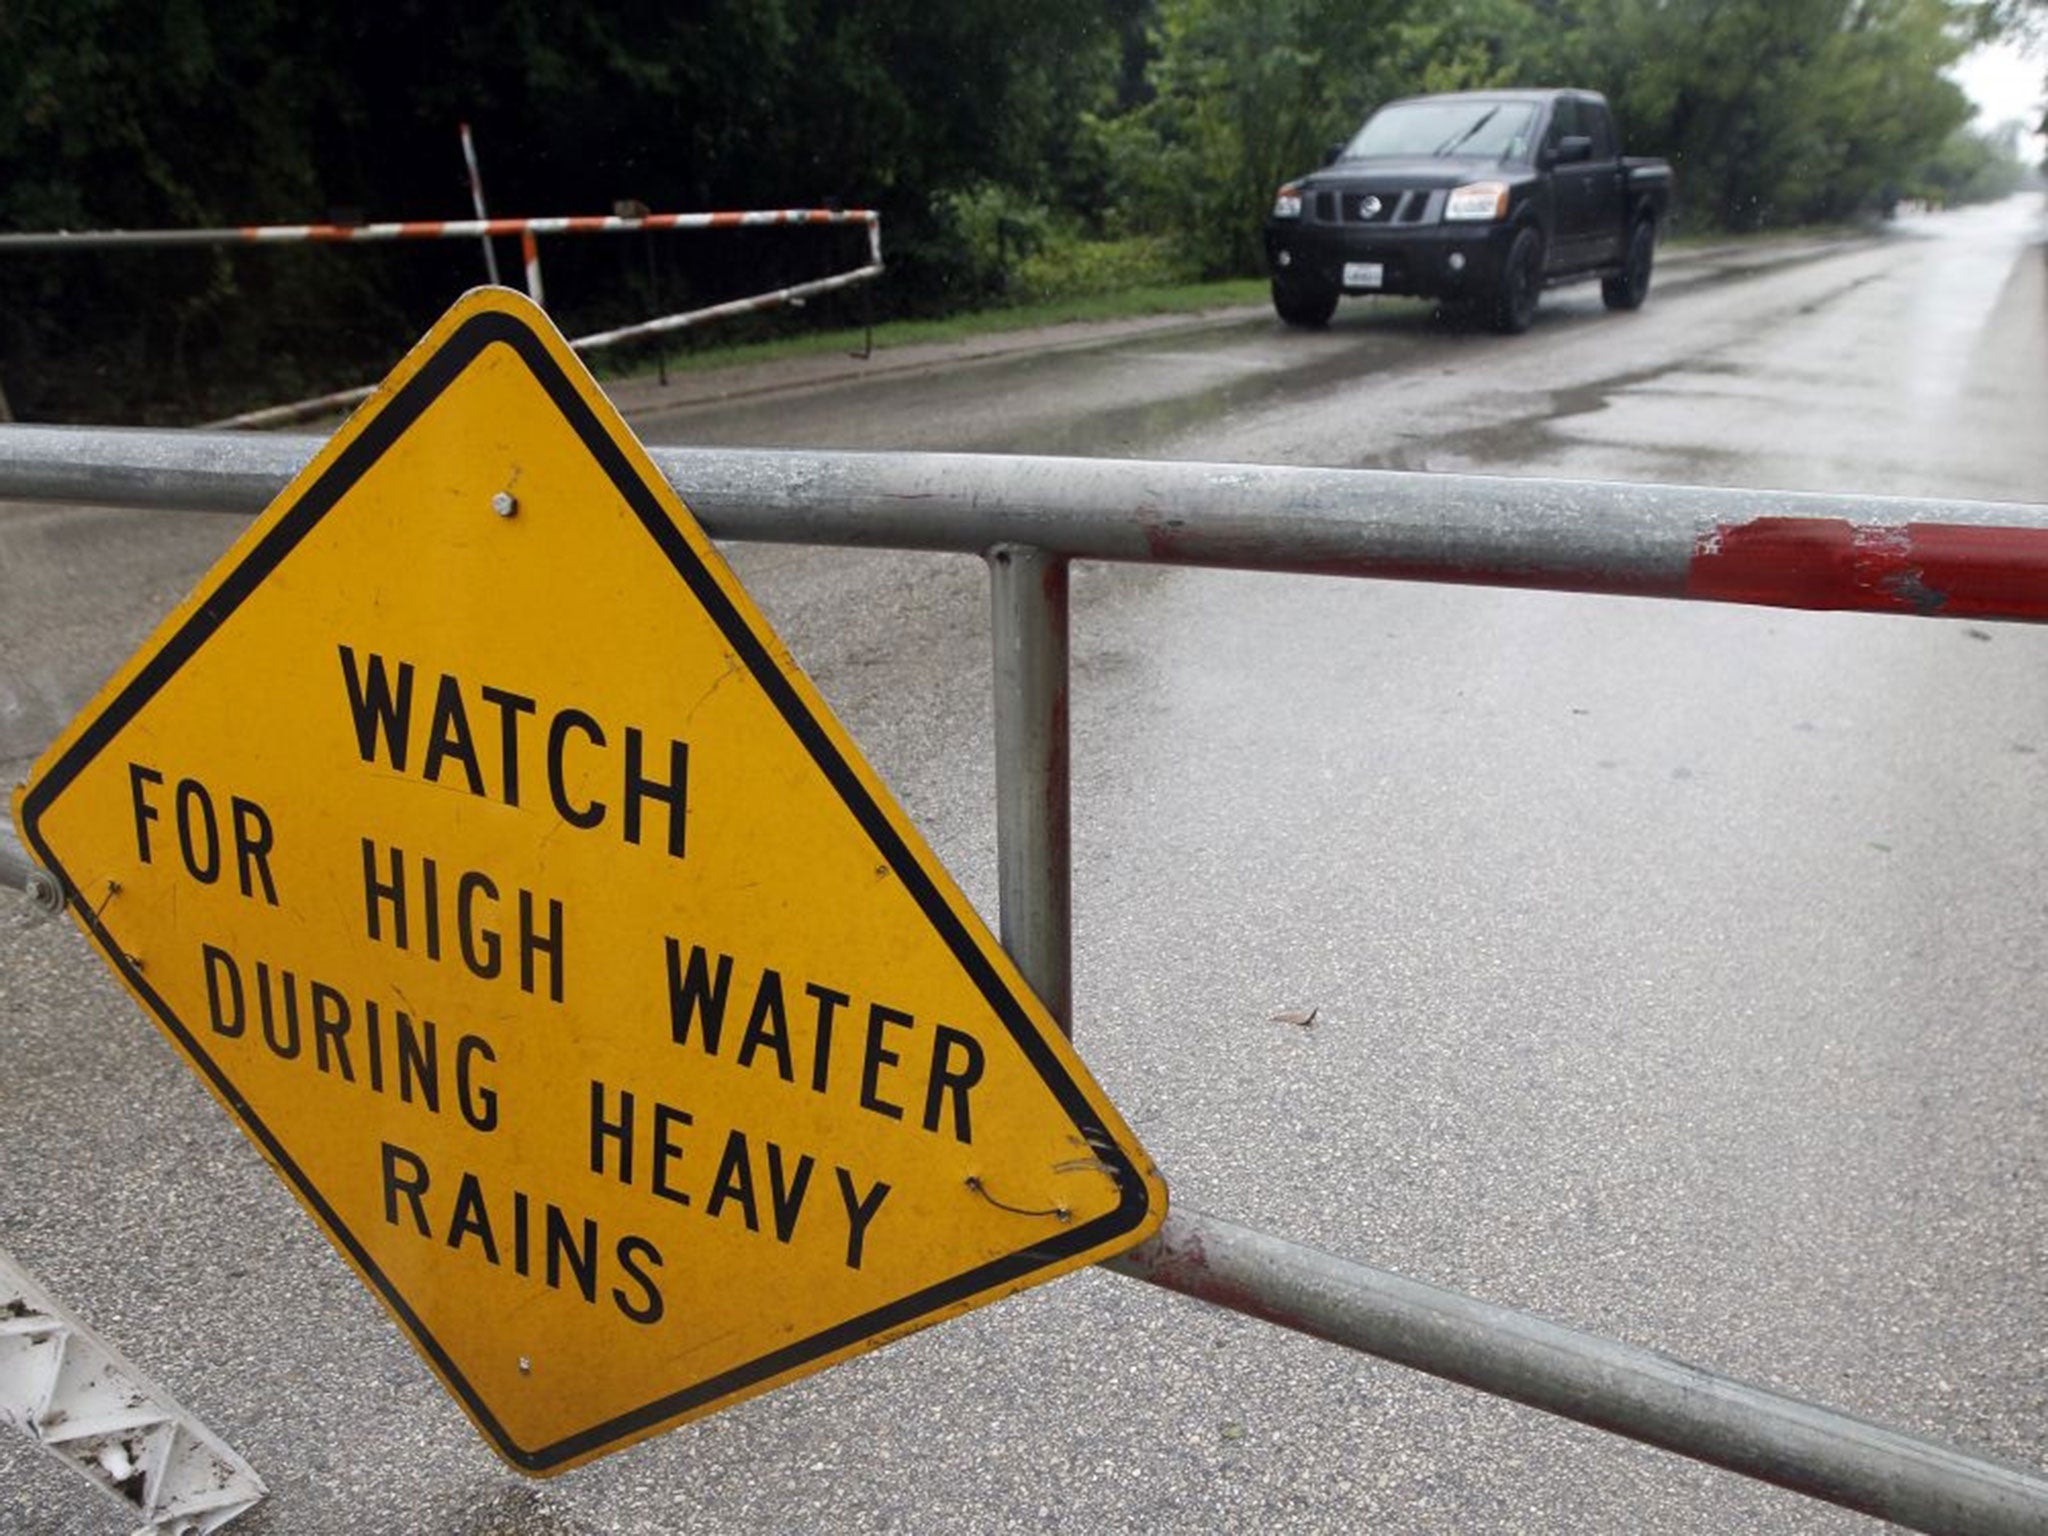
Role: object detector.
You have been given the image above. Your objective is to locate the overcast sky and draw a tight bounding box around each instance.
[1951,38,2045,147]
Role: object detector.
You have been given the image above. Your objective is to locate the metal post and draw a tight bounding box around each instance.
[457,123,502,287]
[987,544,1072,1033]
[521,228,545,306]
[1109,1208,2048,1536]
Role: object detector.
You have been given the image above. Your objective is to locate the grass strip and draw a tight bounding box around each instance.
[596,279,1271,381]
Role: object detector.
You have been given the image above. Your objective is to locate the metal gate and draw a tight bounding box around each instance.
[5,425,2048,1533]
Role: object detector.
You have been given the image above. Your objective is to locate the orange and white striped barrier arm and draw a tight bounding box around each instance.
[0,210,879,251]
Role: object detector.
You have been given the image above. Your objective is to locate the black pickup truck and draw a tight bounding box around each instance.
[1264,89,1673,334]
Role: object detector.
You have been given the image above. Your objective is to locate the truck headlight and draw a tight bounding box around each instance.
[1272,185,1303,219]
[1444,182,1510,221]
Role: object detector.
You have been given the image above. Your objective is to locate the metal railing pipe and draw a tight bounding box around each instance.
[203,259,890,431]
[1109,1208,2048,1536]
[4,427,2048,621]
[0,427,313,514]
[987,545,1072,1032]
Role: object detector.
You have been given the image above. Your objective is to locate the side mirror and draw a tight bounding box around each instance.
[1555,134,1594,164]
[1324,142,1346,166]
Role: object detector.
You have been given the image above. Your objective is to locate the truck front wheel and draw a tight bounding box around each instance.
[1602,218,1655,311]
[1489,229,1543,334]
[1272,274,1338,329]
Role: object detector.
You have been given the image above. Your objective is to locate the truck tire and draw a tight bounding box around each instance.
[1272,275,1338,329]
[1602,218,1655,311]
[1489,228,1543,334]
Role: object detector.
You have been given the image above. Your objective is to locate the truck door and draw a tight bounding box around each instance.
[1542,96,1595,271]
[1580,97,1627,268]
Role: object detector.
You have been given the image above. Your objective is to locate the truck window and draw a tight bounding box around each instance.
[1582,98,1617,161]
[1544,96,1583,156]
[1343,100,1539,161]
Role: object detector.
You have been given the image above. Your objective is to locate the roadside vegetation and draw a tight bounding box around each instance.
[0,0,2039,423]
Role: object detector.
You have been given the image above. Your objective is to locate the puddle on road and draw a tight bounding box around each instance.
[1360,356,1692,476]
[1384,254,1900,480]
[994,303,1460,457]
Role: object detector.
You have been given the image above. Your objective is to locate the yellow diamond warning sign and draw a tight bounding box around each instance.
[14,288,1166,1473]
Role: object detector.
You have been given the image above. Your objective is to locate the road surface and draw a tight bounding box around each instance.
[3,197,2046,1534]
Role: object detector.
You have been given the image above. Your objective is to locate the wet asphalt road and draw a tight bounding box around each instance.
[5,197,2048,1534]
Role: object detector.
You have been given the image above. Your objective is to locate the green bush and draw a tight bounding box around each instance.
[1011,233,1199,302]
[934,181,1198,305]
[933,182,1056,300]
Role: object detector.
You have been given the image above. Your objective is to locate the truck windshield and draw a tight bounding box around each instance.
[1342,100,1537,160]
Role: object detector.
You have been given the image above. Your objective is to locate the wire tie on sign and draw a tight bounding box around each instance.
[964,1175,1071,1224]
[84,880,143,969]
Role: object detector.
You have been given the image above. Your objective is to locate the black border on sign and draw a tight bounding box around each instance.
[18,307,1155,1472]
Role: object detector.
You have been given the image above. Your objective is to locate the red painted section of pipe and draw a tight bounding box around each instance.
[1689,519,2048,622]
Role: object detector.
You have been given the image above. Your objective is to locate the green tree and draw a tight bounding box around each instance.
[1539,0,1979,227]
[1094,0,1416,274]
[0,0,346,419]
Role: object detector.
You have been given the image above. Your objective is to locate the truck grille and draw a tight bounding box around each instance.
[1315,190,1434,224]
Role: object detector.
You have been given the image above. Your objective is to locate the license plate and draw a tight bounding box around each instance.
[1343,261,1385,290]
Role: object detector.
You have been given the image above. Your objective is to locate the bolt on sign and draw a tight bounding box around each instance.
[13,288,1166,1473]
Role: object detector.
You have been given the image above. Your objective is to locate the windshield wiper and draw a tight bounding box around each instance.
[1433,107,1499,156]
